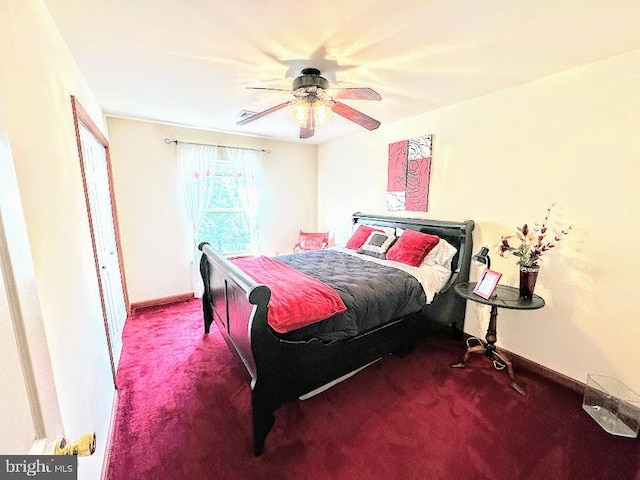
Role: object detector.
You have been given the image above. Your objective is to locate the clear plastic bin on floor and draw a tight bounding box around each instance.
[582,374,640,438]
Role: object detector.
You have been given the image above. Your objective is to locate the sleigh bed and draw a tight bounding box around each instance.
[198,213,474,455]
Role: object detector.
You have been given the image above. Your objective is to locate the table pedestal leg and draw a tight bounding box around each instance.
[450,305,526,396]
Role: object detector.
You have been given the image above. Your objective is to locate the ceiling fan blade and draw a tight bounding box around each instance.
[300,107,315,139]
[300,125,314,139]
[331,101,381,131]
[246,87,292,93]
[236,100,294,125]
[330,88,382,101]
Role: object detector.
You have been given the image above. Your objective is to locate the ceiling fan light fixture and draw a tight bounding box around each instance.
[290,98,332,129]
[315,100,332,126]
[239,68,381,138]
[291,100,309,127]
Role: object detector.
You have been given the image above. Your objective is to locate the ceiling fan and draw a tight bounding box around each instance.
[237,68,382,139]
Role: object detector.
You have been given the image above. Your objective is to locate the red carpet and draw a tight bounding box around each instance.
[106,300,639,480]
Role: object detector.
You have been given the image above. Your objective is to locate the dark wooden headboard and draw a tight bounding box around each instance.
[352,212,474,284]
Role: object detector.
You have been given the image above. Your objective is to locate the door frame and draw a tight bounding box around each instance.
[0,92,64,453]
[71,95,130,386]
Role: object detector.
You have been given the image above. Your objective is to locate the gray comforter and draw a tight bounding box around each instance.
[274,249,426,342]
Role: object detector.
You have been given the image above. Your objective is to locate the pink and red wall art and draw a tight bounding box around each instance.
[386,134,432,211]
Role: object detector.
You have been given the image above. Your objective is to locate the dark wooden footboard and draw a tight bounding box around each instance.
[199,242,283,454]
[198,213,474,455]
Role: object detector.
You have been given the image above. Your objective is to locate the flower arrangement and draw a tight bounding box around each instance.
[497,204,572,268]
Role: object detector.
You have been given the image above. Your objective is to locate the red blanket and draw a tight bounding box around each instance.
[232,256,347,333]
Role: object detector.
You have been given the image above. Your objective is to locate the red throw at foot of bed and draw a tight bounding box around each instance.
[231,255,346,333]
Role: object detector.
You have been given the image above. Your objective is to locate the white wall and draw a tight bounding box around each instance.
[0,1,115,477]
[106,117,318,303]
[318,50,640,393]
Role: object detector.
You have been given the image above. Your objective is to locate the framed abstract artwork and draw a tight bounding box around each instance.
[386,134,432,211]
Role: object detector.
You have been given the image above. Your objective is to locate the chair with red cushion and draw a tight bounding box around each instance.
[293,231,329,253]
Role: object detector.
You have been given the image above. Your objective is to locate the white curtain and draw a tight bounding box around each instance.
[225,147,262,255]
[178,143,219,298]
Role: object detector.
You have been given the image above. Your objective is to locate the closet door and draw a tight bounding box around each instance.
[72,97,128,387]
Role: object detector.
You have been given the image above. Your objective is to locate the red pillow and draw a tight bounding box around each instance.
[385,229,440,266]
[345,225,382,250]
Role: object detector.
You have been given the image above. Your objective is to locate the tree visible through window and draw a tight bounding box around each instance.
[197,161,252,254]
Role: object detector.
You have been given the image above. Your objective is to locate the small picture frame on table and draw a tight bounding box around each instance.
[473,268,502,299]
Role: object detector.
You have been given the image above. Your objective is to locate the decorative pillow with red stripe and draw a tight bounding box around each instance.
[357,231,397,259]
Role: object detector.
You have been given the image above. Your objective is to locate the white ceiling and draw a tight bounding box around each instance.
[44,0,640,144]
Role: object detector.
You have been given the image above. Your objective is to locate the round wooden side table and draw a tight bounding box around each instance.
[451,282,545,396]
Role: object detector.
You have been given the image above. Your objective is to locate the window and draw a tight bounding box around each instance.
[177,141,260,297]
[197,161,252,255]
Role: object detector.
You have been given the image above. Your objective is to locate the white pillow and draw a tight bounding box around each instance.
[421,238,457,270]
[352,224,395,237]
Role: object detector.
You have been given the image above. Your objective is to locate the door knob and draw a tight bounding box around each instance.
[54,432,96,456]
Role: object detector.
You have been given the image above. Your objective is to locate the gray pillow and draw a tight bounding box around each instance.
[357,231,396,259]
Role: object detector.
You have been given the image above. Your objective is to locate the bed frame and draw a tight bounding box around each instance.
[198,213,474,455]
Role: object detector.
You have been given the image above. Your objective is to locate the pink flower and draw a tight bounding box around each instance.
[497,236,513,257]
[496,205,571,267]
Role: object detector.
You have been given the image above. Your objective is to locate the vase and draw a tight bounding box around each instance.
[519,265,539,299]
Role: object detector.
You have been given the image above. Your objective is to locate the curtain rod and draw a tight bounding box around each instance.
[164,138,270,154]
